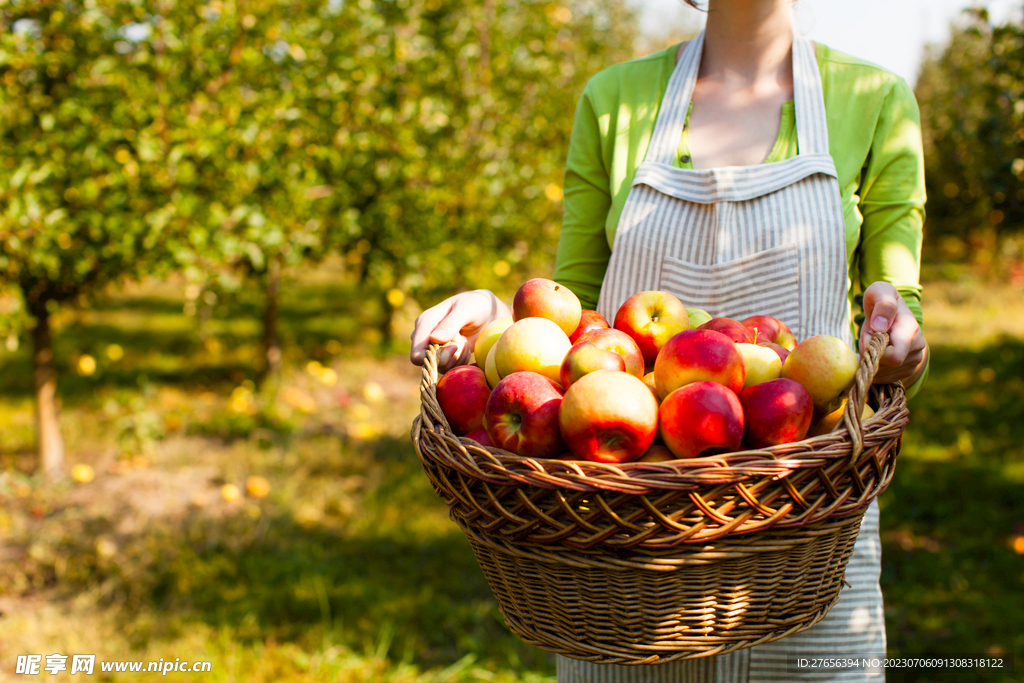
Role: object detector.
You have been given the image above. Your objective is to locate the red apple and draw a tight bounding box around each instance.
[464,429,494,447]
[577,328,645,378]
[613,290,690,365]
[653,329,745,399]
[570,309,610,343]
[558,370,659,463]
[781,335,860,415]
[739,378,813,448]
[560,341,626,389]
[512,278,582,337]
[741,315,797,350]
[484,372,566,458]
[758,342,790,365]
[660,381,745,458]
[436,365,491,435]
[698,317,756,344]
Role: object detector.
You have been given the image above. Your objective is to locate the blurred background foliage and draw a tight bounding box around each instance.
[0,1,1023,682]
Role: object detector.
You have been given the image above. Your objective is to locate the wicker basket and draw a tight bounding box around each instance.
[411,332,908,664]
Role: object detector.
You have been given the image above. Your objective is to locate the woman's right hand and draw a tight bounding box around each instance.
[409,290,512,373]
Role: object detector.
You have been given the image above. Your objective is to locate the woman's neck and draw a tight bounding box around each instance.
[700,0,794,87]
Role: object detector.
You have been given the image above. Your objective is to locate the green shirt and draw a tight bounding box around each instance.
[552,42,927,396]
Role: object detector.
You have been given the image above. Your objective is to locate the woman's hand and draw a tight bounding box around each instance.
[410,290,513,372]
[859,281,928,386]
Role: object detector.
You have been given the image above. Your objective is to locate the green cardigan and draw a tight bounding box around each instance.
[552,41,928,396]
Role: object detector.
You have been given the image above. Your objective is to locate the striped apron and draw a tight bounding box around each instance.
[558,31,886,683]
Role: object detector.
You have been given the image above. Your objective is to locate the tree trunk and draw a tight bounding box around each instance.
[31,310,65,480]
[259,262,282,385]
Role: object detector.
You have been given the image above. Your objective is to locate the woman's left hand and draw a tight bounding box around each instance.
[860,281,928,385]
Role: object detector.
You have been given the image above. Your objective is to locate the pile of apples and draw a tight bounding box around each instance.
[434,279,871,464]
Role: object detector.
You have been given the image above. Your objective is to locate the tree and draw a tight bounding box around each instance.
[915,9,1024,263]
[0,1,188,478]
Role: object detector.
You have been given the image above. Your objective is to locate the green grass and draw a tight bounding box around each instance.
[0,271,1022,682]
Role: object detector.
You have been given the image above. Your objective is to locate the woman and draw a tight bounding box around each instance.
[411,0,928,680]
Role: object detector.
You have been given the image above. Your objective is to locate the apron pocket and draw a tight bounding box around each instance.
[659,243,801,336]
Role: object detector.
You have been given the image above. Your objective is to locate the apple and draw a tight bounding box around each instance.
[484,371,566,458]
[781,335,860,415]
[759,342,790,365]
[738,378,813,448]
[698,317,756,344]
[464,429,494,447]
[512,278,582,337]
[560,341,626,389]
[642,370,658,396]
[687,307,713,328]
[660,381,745,458]
[613,290,689,365]
[436,365,491,435]
[807,399,875,437]
[558,370,659,463]
[576,328,645,378]
[653,329,745,399]
[736,342,783,388]
[474,315,514,370]
[741,315,797,350]
[638,445,675,463]
[494,317,573,384]
[570,309,610,343]
[484,343,502,388]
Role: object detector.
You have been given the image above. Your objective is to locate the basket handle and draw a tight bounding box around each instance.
[419,342,452,433]
[841,330,891,465]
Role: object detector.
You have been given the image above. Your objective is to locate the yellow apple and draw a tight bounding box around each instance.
[484,343,502,388]
[781,335,860,415]
[474,315,513,370]
[494,317,572,384]
[736,342,782,388]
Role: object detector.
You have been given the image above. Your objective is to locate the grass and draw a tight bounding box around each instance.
[0,268,1022,682]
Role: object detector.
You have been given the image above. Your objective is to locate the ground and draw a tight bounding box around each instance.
[0,269,1021,682]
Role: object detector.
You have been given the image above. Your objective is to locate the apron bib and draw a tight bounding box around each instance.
[561,31,886,683]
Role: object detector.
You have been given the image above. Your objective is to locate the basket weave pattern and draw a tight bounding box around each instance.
[411,332,909,663]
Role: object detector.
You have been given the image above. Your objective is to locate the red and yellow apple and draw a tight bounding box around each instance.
[512,278,582,337]
[660,381,745,458]
[781,335,860,415]
[807,399,875,437]
[474,315,513,370]
[436,365,491,435]
[698,317,756,344]
[494,317,573,384]
[558,370,659,463]
[576,328,645,378]
[653,329,745,399]
[638,445,675,463]
[570,309,610,343]
[614,290,690,365]
[736,342,783,388]
[738,378,813,448]
[484,371,566,458]
[560,341,626,389]
[741,315,797,350]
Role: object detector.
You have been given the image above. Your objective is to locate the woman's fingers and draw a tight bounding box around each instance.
[410,299,457,366]
[860,281,928,385]
[859,281,901,356]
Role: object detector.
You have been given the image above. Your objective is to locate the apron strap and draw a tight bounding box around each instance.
[643,27,831,166]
